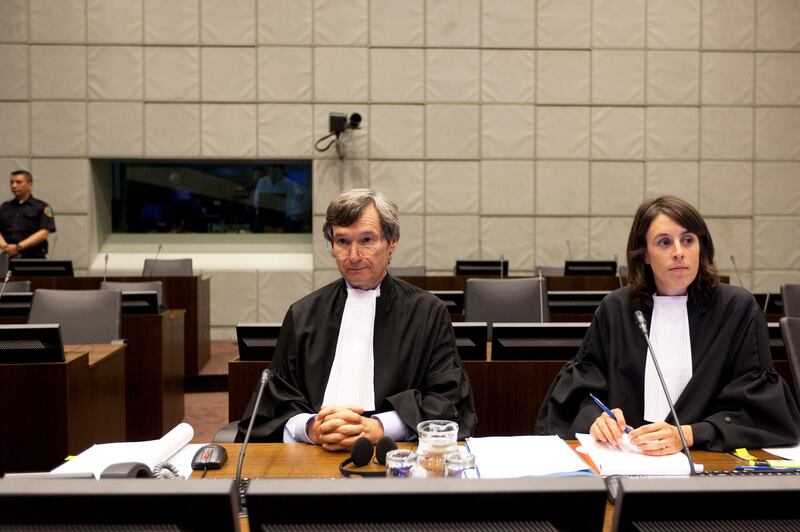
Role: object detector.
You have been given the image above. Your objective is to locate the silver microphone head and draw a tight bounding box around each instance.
[634,310,648,334]
[729,254,736,266]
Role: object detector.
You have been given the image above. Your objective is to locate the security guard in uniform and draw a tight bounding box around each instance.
[0,170,56,259]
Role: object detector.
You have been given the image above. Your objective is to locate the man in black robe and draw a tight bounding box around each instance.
[238,189,476,448]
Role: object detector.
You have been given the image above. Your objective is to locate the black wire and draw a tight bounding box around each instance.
[315,132,337,152]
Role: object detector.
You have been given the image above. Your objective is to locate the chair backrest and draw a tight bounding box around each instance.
[463,277,550,323]
[142,258,193,277]
[780,317,800,395]
[535,265,564,277]
[101,280,163,307]
[390,266,426,277]
[782,284,800,318]
[2,280,31,293]
[28,289,121,344]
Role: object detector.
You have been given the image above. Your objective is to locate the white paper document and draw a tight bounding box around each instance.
[763,444,800,461]
[51,423,202,479]
[576,433,703,476]
[465,435,594,478]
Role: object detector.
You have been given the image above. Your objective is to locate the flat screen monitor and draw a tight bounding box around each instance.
[0,291,33,317]
[548,290,610,316]
[455,259,509,277]
[120,290,160,315]
[0,478,239,531]
[9,259,74,277]
[237,322,282,361]
[452,321,488,361]
[753,292,784,315]
[564,260,617,276]
[491,322,590,361]
[0,323,64,364]
[247,477,607,531]
[612,476,800,532]
[431,289,464,316]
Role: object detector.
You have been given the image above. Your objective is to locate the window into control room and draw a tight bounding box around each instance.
[110,160,312,234]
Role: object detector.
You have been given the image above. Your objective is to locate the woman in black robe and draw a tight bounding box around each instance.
[535,196,800,453]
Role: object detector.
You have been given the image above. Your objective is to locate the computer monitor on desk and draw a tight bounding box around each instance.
[492,322,590,360]
[431,289,464,315]
[455,259,509,277]
[237,322,282,360]
[247,477,607,531]
[0,323,64,363]
[452,322,488,360]
[0,478,239,531]
[613,476,800,531]
[564,260,617,276]
[0,291,33,317]
[9,259,74,277]
[120,290,160,315]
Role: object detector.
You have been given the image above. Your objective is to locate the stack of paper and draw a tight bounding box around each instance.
[575,433,702,476]
[51,423,202,479]
[466,435,594,478]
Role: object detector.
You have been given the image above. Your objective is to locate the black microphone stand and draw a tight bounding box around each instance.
[634,311,697,475]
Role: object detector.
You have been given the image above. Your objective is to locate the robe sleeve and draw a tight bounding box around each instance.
[382,303,477,439]
[689,301,800,451]
[237,308,316,442]
[534,307,615,439]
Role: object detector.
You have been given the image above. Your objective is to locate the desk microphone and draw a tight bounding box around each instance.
[730,255,744,287]
[0,270,12,300]
[49,235,58,258]
[537,269,545,323]
[566,240,572,260]
[146,244,163,276]
[499,254,504,279]
[235,368,273,512]
[102,253,109,283]
[634,310,696,475]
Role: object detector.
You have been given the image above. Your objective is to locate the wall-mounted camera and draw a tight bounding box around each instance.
[316,112,362,159]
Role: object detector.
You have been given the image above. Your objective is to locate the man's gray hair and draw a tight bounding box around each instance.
[322,189,400,243]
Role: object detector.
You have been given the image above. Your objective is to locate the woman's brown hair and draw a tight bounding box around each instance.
[626,196,719,308]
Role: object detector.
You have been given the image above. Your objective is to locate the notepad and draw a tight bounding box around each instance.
[576,433,703,476]
[466,435,595,478]
[50,423,202,479]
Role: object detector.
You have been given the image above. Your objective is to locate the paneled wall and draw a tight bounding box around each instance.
[1,0,799,339]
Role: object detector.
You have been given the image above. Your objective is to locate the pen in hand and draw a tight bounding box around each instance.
[589,393,631,434]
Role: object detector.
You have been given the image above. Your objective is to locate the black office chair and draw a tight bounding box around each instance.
[28,289,122,344]
[463,277,550,323]
[782,284,800,318]
[780,317,800,396]
[142,258,193,277]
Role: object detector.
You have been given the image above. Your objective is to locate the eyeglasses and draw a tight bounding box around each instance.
[328,236,383,258]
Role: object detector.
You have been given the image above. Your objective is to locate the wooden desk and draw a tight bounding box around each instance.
[0,344,126,474]
[197,442,778,532]
[0,310,187,442]
[19,276,210,375]
[121,309,185,441]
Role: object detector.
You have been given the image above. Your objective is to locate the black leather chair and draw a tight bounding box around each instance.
[782,284,800,318]
[780,317,800,395]
[142,258,193,277]
[463,277,550,323]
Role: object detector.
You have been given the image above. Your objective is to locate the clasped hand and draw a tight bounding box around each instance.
[307,404,384,451]
[589,408,694,456]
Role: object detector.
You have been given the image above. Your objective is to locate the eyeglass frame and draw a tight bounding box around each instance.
[326,233,390,258]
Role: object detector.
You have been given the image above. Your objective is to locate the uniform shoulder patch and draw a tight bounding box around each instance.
[44,205,54,218]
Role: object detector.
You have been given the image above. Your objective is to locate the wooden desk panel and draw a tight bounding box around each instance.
[21,276,210,375]
[121,310,185,441]
[0,344,125,474]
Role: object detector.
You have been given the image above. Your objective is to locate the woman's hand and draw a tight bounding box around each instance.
[589,408,630,446]
[629,422,694,455]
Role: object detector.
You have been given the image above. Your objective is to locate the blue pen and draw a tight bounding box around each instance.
[735,465,800,472]
[589,393,632,433]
